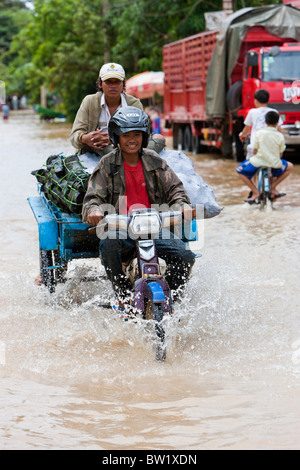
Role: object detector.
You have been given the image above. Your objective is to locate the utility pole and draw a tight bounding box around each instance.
[223,0,233,14]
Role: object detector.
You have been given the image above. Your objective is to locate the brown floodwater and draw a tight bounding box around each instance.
[0,111,300,450]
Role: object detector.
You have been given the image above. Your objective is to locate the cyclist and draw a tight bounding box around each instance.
[236,111,293,202]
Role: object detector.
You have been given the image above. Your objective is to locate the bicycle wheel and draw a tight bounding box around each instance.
[258,170,266,210]
[145,301,166,361]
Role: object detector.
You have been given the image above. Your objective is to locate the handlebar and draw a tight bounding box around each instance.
[88,208,197,234]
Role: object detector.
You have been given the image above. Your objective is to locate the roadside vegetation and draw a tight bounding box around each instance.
[0,0,281,120]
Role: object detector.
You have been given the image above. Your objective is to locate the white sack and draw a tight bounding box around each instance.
[160,149,222,219]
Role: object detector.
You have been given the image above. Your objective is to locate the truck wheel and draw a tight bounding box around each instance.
[177,127,184,150]
[172,125,178,149]
[172,125,184,150]
[227,80,243,117]
[183,125,192,152]
[192,135,200,154]
[192,135,207,154]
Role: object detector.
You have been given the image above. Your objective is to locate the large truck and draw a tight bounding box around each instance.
[163,4,300,159]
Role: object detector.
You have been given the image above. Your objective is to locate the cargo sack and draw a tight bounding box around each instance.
[159,149,223,219]
[32,154,90,216]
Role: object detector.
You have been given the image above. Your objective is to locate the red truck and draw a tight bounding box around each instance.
[163,4,300,160]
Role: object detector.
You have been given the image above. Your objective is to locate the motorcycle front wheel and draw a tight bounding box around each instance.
[145,301,166,362]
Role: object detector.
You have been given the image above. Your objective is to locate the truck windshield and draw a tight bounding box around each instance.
[262,51,300,82]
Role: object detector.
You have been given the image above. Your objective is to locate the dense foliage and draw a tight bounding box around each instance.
[0,0,281,120]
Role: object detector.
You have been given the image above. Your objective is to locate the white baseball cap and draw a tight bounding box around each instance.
[99,63,125,81]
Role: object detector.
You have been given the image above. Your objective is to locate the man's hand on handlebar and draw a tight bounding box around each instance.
[87,211,103,227]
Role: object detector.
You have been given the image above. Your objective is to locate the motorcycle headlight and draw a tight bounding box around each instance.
[129,212,161,237]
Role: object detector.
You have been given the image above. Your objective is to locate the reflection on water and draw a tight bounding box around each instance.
[0,111,300,450]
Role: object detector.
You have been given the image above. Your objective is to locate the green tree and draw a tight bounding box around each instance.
[0,0,32,95]
[110,0,223,74]
[1,0,283,120]
[5,0,109,119]
[0,1,31,57]
[109,0,280,75]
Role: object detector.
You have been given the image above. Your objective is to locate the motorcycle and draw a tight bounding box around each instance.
[96,208,197,361]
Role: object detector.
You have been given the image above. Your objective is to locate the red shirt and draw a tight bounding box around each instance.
[121,159,150,214]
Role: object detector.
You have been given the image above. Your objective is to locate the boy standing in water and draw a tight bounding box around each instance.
[236,111,293,202]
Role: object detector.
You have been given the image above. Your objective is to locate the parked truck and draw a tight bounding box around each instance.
[163,4,300,160]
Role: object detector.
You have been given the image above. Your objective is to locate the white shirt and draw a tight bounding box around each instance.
[244,106,283,147]
[98,93,127,129]
[251,127,286,169]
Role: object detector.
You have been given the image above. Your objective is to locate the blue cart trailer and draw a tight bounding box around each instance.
[28,186,99,293]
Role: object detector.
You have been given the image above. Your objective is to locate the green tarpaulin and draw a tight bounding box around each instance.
[206,4,300,119]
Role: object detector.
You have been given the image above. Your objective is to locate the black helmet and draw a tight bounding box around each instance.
[108,106,150,148]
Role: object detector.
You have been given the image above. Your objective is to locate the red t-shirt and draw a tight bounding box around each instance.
[121,159,150,214]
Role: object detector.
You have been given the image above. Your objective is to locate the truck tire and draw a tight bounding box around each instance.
[192,135,200,154]
[183,125,192,152]
[222,125,233,158]
[172,125,184,150]
[232,117,245,161]
[227,80,243,117]
[172,124,178,149]
[192,134,208,154]
[177,126,184,150]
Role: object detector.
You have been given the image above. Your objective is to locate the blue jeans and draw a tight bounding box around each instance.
[99,230,196,300]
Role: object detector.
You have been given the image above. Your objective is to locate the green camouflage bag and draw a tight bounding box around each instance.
[32,154,90,216]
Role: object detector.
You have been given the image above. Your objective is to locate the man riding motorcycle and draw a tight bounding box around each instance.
[82,107,196,305]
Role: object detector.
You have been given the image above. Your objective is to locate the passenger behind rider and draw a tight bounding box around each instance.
[236,111,293,202]
[70,62,165,161]
[239,89,283,159]
[82,107,195,306]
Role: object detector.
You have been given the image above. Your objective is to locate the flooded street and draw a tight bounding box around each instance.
[0,111,300,450]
